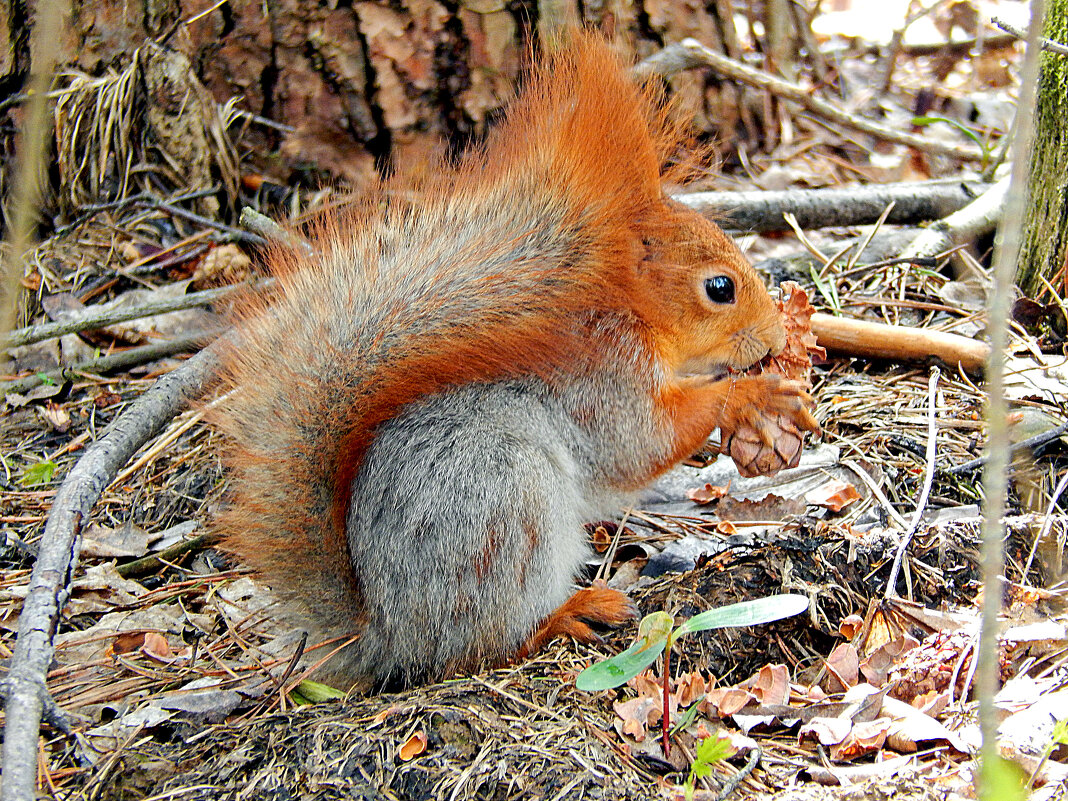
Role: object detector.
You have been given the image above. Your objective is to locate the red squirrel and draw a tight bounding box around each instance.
[211,36,818,690]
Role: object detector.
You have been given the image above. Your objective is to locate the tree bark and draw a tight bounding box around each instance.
[1017,0,1068,299]
[0,0,793,184]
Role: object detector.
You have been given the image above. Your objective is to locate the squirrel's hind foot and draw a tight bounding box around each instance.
[516,582,637,661]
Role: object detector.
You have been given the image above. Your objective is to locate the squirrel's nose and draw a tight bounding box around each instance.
[733,323,783,369]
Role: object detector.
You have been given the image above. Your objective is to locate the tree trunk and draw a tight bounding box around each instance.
[1,0,790,189]
[1017,0,1068,300]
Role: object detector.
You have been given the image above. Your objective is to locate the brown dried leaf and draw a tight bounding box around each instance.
[142,632,173,661]
[839,614,864,639]
[806,478,861,512]
[80,522,156,559]
[590,524,612,553]
[369,705,403,727]
[37,402,71,433]
[399,731,427,761]
[824,643,860,693]
[716,494,806,522]
[860,634,920,687]
[862,607,896,653]
[613,696,660,742]
[911,690,950,716]
[112,631,147,655]
[747,664,790,706]
[687,482,730,505]
[675,671,706,708]
[879,693,968,753]
[828,718,890,761]
[94,390,123,410]
[628,671,662,701]
[704,687,753,718]
[799,714,853,747]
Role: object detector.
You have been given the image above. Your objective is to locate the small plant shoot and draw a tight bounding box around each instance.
[20,460,56,487]
[576,593,809,757]
[684,733,736,801]
[575,611,673,692]
[576,594,809,692]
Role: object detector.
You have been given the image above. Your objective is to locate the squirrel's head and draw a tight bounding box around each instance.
[636,208,785,378]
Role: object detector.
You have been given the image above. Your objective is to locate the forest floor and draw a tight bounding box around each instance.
[2,5,1067,800]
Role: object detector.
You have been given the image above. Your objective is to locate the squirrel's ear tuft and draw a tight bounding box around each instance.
[477,33,680,211]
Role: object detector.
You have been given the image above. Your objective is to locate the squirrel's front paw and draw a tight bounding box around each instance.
[720,375,819,477]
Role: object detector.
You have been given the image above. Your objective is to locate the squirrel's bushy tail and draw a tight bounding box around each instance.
[210,34,686,675]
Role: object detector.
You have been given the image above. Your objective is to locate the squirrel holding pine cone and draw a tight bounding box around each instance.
[210,34,819,691]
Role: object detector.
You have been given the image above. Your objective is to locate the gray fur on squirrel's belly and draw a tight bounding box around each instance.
[344,381,606,685]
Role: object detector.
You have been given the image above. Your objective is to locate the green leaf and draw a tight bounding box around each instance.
[978,754,1027,801]
[674,594,809,638]
[912,115,984,149]
[35,372,56,386]
[670,695,706,735]
[575,611,673,692]
[294,679,347,703]
[20,460,57,487]
[1051,717,1068,746]
[691,733,735,779]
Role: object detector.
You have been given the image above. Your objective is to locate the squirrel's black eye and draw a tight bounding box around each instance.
[704,276,735,304]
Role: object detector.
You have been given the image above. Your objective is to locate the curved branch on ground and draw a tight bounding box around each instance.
[0,341,223,801]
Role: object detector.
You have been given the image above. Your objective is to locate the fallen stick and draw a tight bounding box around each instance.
[811,312,989,373]
[678,180,990,233]
[2,330,218,395]
[5,281,260,349]
[0,341,223,801]
[899,177,1008,260]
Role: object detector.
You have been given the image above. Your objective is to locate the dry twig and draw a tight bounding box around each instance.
[811,314,990,373]
[678,180,990,233]
[2,331,219,395]
[993,15,1068,55]
[0,342,222,801]
[884,368,940,598]
[900,177,1009,260]
[634,39,985,162]
[976,3,1045,791]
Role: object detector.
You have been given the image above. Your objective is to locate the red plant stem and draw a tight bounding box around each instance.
[662,641,671,756]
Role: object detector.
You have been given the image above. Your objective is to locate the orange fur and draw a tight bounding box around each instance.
[516,584,639,660]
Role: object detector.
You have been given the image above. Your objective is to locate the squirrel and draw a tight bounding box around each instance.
[210,35,819,691]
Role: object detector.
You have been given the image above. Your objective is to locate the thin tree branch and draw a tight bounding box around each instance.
[884,368,940,599]
[977,2,1046,795]
[633,39,985,162]
[993,15,1068,55]
[2,330,219,395]
[5,281,262,349]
